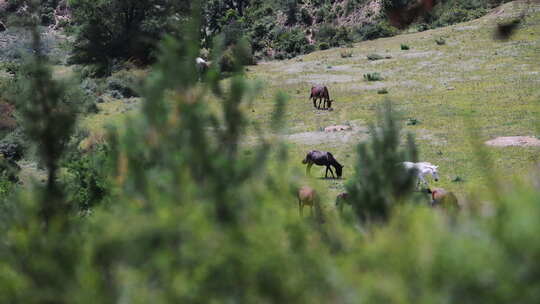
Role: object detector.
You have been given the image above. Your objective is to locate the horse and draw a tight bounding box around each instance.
[309,85,333,110]
[401,161,439,188]
[195,57,210,79]
[303,150,343,179]
[335,192,350,212]
[297,186,318,217]
[427,188,460,211]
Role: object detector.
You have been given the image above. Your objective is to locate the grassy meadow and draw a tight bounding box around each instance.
[77,1,540,212]
[243,1,540,204]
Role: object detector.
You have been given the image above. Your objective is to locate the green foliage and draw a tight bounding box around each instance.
[346,0,370,15]
[316,24,352,47]
[364,72,382,81]
[106,72,141,99]
[346,101,418,223]
[407,117,420,125]
[435,37,446,45]
[2,2,540,302]
[401,43,410,50]
[63,144,110,212]
[377,88,389,94]
[319,41,330,50]
[300,7,313,25]
[355,20,398,40]
[367,53,384,60]
[69,0,189,75]
[274,28,312,57]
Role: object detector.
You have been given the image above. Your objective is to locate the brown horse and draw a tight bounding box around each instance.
[428,188,460,212]
[309,85,333,109]
[297,186,317,217]
[335,192,350,213]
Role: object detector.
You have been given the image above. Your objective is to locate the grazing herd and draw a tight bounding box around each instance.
[301,86,454,216]
[194,57,459,217]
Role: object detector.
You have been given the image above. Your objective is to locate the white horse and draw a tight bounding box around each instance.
[195,57,210,80]
[401,161,439,188]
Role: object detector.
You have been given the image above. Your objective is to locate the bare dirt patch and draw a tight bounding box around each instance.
[485,136,540,147]
[324,125,353,132]
[283,124,368,146]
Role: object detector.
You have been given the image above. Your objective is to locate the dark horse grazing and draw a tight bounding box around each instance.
[302,150,343,178]
[309,85,333,110]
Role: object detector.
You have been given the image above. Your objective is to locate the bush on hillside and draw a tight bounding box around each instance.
[355,20,398,41]
[367,53,384,60]
[316,24,353,47]
[274,28,312,57]
[106,72,141,99]
[401,43,410,50]
[435,37,446,45]
[364,72,382,81]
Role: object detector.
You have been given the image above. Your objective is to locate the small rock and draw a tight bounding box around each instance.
[447,87,455,90]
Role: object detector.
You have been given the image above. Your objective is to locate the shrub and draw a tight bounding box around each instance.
[340,50,353,58]
[355,20,398,41]
[364,72,382,81]
[0,141,23,161]
[407,118,420,125]
[416,23,430,32]
[63,145,110,211]
[435,37,446,45]
[106,72,141,99]
[378,88,389,94]
[274,28,311,56]
[319,42,330,50]
[0,129,28,161]
[317,24,352,47]
[69,0,189,74]
[367,53,384,60]
[300,7,312,25]
[401,43,410,50]
[346,101,418,223]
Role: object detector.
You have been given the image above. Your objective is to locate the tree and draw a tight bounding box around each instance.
[69,0,191,75]
[346,101,419,224]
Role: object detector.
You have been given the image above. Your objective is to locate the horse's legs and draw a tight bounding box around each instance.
[312,97,317,109]
[328,166,335,178]
[306,163,312,176]
[325,166,329,178]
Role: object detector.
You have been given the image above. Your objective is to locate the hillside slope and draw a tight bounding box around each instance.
[244,0,540,202]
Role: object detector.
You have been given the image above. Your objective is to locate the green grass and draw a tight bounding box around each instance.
[76,2,540,211]
[241,2,540,205]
